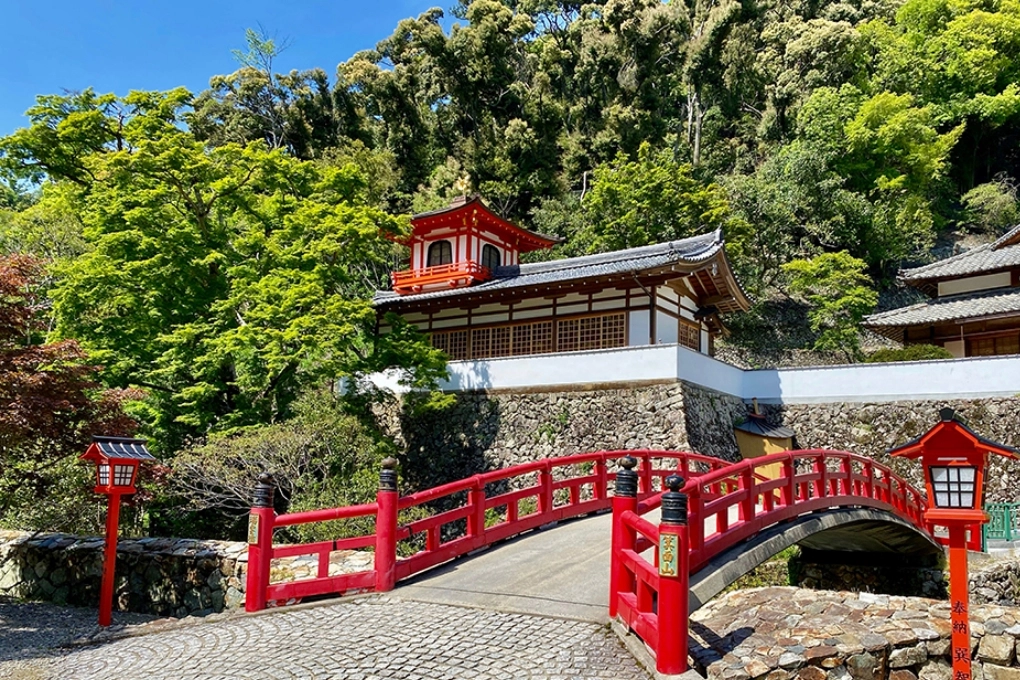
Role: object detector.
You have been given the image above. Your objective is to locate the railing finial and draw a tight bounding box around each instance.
[615,456,638,498]
[379,456,399,492]
[661,474,688,525]
[253,472,276,509]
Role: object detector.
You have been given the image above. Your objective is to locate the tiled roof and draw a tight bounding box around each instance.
[374,230,742,308]
[734,414,796,439]
[900,225,1020,284]
[864,287,1020,337]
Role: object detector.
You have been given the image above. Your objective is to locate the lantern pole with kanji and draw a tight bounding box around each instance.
[890,408,1019,680]
[79,436,156,627]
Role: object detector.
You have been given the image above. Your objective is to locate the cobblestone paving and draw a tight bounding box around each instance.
[0,597,651,680]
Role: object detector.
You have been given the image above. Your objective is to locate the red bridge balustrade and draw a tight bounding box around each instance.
[609,449,931,676]
[245,449,730,612]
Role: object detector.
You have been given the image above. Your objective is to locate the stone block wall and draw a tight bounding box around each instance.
[774,398,1020,503]
[374,381,746,491]
[691,586,1020,680]
[791,555,948,599]
[972,556,1020,607]
[0,530,247,617]
[377,382,1020,502]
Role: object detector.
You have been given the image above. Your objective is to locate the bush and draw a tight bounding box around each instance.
[865,344,953,363]
[164,388,397,541]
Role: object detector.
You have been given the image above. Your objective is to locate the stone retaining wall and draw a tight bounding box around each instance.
[0,531,247,617]
[791,553,948,600]
[373,381,746,490]
[691,586,1020,680]
[376,382,1020,500]
[972,556,1020,607]
[773,398,1020,503]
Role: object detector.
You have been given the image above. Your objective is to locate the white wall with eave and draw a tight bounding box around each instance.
[367,346,1020,404]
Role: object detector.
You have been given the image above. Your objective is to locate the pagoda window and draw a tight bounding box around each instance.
[482,244,501,270]
[427,240,453,267]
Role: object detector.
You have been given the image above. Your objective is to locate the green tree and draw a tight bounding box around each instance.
[782,251,878,359]
[569,143,748,255]
[1,89,447,450]
[189,27,371,160]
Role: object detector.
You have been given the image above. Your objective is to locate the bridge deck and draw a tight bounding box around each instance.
[397,511,615,622]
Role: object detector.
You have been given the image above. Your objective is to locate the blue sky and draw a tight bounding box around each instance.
[0,1,454,137]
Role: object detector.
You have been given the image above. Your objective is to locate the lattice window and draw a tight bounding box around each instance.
[470,326,512,359]
[432,329,469,360]
[434,314,625,360]
[427,240,453,266]
[512,321,554,356]
[491,326,511,357]
[482,244,501,270]
[997,334,1020,355]
[679,321,700,351]
[555,313,625,353]
[602,313,626,349]
[558,318,580,352]
[970,334,1020,356]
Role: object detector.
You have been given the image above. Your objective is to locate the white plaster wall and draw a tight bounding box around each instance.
[741,355,1020,403]
[441,344,679,391]
[656,311,678,344]
[629,310,650,346]
[367,345,1020,403]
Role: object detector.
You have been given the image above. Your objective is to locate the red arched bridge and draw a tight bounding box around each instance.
[245,449,940,675]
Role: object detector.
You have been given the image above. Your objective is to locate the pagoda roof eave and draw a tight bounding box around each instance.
[409,195,561,251]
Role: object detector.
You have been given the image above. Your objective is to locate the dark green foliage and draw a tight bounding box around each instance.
[865,344,954,363]
[164,389,396,541]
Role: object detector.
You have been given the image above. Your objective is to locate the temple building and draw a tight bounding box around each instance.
[865,225,1020,357]
[373,196,750,361]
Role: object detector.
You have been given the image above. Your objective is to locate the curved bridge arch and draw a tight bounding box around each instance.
[688,507,943,612]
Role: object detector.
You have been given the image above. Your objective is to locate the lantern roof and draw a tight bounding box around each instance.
[888,408,1019,460]
[80,436,155,463]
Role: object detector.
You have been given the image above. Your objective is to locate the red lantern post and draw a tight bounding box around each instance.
[80,436,155,627]
[891,409,1019,680]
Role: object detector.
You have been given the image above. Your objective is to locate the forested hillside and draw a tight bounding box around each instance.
[2,0,1018,536]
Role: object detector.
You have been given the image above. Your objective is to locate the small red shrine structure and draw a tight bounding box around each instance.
[391,195,560,295]
[891,409,1019,680]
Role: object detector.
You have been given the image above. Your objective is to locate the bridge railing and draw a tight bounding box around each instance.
[245,449,730,612]
[610,449,929,676]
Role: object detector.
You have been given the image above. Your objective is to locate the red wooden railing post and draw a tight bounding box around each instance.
[595,456,608,501]
[656,474,690,675]
[638,452,654,495]
[538,461,554,515]
[245,473,276,613]
[782,454,795,507]
[813,455,826,498]
[739,464,754,522]
[468,475,487,546]
[609,456,638,619]
[840,455,852,495]
[375,457,399,592]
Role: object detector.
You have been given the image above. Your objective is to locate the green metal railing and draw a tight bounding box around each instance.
[984,502,1020,543]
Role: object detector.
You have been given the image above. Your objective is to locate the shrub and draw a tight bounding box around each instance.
[865,344,953,363]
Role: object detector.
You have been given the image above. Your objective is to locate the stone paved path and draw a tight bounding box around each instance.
[0,596,652,680]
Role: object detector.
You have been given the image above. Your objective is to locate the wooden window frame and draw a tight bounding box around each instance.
[427,240,453,267]
[431,311,628,360]
[482,244,501,270]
